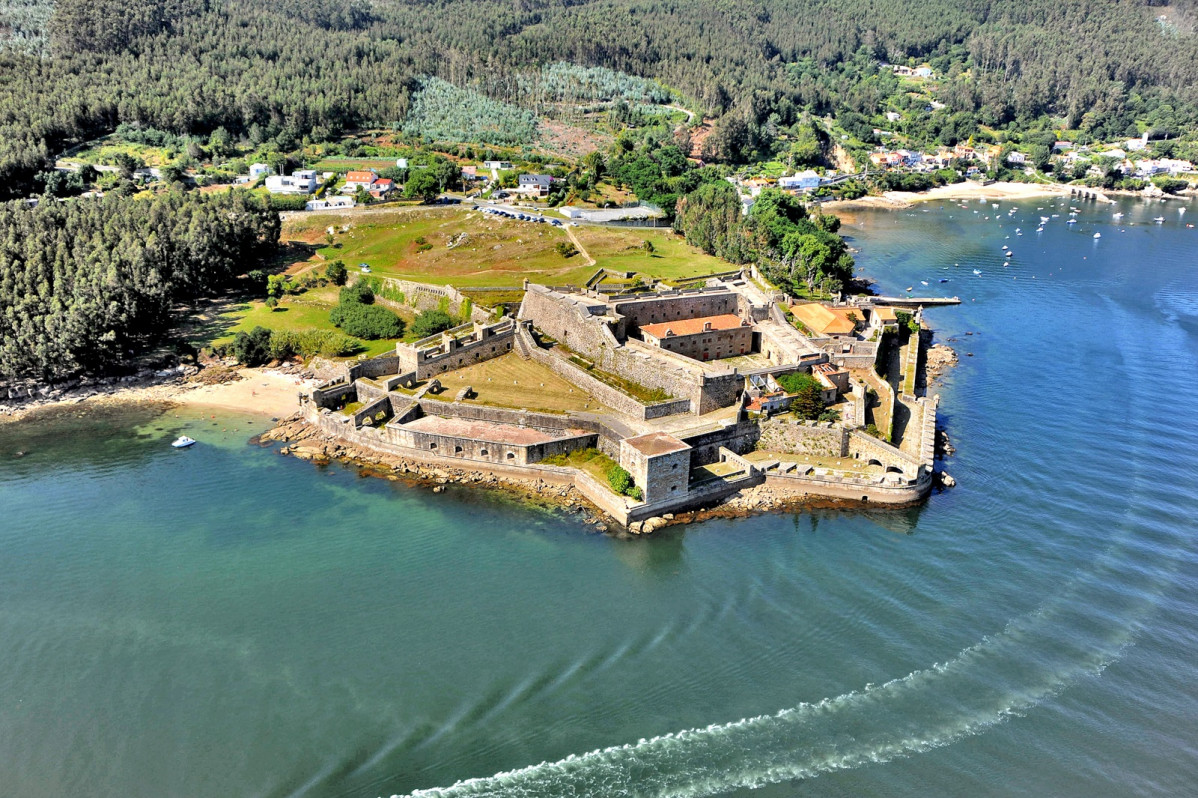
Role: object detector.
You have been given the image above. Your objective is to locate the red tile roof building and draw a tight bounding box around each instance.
[639,314,752,362]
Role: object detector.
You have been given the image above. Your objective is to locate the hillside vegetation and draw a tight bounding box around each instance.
[2,0,1198,197]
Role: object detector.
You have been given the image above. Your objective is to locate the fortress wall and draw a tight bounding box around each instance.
[679,421,761,466]
[519,288,612,356]
[763,471,931,505]
[695,372,744,415]
[611,292,740,333]
[847,430,922,478]
[414,330,515,379]
[757,418,848,458]
[352,396,392,428]
[354,380,388,404]
[312,382,356,409]
[380,278,492,324]
[520,336,652,419]
[349,354,402,380]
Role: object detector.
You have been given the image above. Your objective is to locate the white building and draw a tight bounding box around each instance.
[396,158,408,169]
[778,170,823,191]
[249,163,272,180]
[305,196,355,211]
[265,170,319,194]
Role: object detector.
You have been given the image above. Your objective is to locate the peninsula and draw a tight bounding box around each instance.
[268,272,951,532]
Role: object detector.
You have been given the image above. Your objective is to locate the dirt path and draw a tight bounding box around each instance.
[564,225,596,267]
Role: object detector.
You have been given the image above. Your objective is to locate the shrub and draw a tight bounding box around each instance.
[339,281,375,305]
[231,326,273,366]
[607,463,632,495]
[556,241,579,258]
[268,329,361,359]
[410,309,455,338]
[329,303,404,339]
[326,260,347,285]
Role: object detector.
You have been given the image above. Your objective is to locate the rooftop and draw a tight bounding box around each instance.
[623,431,690,457]
[790,303,859,336]
[640,314,747,339]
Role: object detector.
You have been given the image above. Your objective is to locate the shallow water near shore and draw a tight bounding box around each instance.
[3,194,1198,797]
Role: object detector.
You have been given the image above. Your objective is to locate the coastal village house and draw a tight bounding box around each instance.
[343,170,379,193]
[265,170,318,194]
[518,174,553,196]
[778,170,823,191]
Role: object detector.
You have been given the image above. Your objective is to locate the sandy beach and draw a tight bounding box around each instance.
[826,181,1071,211]
[0,367,314,425]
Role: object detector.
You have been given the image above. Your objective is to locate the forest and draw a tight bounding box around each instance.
[0,190,278,381]
[1,0,1197,198]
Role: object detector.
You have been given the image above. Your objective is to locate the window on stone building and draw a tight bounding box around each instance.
[455,446,463,453]
[480,449,489,456]
[429,443,437,449]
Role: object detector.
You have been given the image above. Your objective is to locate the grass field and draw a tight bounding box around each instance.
[207,287,402,358]
[570,225,730,282]
[286,207,593,287]
[282,207,733,289]
[414,353,610,414]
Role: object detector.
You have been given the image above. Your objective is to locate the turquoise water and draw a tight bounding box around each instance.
[3,194,1198,797]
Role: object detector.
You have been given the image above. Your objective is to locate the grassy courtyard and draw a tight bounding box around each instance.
[413,353,610,414]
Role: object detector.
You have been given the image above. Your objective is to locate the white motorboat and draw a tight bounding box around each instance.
[172,436,196,449]
[1093,232,1101,239]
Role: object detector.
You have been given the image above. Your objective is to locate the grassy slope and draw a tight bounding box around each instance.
[283,207,731,288]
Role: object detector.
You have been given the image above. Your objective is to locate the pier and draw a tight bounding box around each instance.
[868,296,962,308]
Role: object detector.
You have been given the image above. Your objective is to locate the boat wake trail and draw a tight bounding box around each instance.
[404,578,1137,798]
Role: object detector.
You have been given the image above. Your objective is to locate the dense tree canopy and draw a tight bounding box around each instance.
[2,0,1197,197]
[0,190,278,380]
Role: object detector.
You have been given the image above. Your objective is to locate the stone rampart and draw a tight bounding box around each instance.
[757,418,848,458]
[763,470,931,505]
[678,420,761,466]
[610,291,740,336]
[399,319,517,380]
[349,355,402,381]
[847,429,922,478]
[353,396,392,428]
[312,381,356,409]
[380,278,492,324]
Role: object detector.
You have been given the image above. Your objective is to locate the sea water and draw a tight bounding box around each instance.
[2,195,1197,797]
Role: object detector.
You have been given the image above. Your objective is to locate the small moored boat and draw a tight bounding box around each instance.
[172,436,196,449]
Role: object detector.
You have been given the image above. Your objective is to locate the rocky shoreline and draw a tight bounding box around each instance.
[258,414,905,536]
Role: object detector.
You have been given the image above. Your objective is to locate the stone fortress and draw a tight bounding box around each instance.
[302,271,945,527]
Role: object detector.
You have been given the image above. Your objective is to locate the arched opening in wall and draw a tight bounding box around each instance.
[480,449,489,456]
[862,496,869,502]
[429,443,437,450]
[506,452,515,460]
[885,466,904,474]
[454,446,463,454]
[506,343,511,350]
[867,458,883,467]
